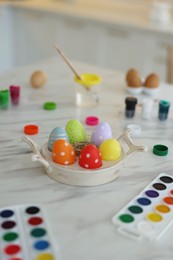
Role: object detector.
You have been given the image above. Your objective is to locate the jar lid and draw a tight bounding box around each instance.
[24,125,39,135]
[43,102,57,110]
[85,116,99,126]
[127,124,141,137]
[153,144,168,156]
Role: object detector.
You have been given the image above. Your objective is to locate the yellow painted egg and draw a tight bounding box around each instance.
[30,70,47,88]
[99,138,121,161]
[66,119,86,144]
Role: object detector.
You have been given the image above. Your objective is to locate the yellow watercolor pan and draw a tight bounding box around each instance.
[112,173,173,241]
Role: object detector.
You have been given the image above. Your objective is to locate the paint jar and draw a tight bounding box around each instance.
[0,90,9,109]
[142,98,154,120]
[158,100,170,120]
[9,85,20,105]
[74,74,102,107]
[125,96,137,118]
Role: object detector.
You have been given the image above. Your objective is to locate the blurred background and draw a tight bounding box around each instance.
[1,0,173,82]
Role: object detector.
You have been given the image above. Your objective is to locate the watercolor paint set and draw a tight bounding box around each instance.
[0,204,58,260]
[112,173,173,241]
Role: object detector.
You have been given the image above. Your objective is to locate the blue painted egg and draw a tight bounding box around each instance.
[48,127,69,151]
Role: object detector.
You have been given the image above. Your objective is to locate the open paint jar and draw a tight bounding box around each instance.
[0,90,9,109]
[74,74,102,107]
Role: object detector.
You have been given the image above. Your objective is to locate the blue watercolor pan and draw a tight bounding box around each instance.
[112,173,173,241]
[0,204,59,259]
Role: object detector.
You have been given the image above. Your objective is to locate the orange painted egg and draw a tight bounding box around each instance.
[52,139,76,165]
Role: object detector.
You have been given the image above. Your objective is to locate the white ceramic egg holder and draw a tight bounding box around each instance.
[126,86,160,97]
[22,129,147,187]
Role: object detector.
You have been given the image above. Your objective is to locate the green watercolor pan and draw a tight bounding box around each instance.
[112,173,173,241]
[0,204,58,259]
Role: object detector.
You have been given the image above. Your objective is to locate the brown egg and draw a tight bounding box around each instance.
[126,68,142,88]
[144,73,160,88]
[126,68,140,82]
[30,70,47,88]
[127,76,142,88]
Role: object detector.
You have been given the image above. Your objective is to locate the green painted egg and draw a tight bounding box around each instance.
[99,138,121,161]
[65,119,87,144]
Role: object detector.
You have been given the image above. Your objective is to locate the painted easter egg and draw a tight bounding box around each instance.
[91,122,112,148]
[99,139,121,161]
[66,119,86,144]
[79,144,102,169]
[52,139,76,165]
[48,127,69,151]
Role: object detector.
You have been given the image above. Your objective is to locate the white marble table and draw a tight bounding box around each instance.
[1,57,173,260]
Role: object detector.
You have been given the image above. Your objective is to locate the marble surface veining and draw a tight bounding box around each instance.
[1,57,173,259]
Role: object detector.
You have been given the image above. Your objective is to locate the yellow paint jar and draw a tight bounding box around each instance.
[74,74,102,107]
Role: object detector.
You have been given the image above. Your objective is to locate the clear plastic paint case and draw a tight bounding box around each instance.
[112,173,173,241]
[0,204,59,260]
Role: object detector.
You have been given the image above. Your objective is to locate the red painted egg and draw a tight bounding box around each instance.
[79,144,102,169]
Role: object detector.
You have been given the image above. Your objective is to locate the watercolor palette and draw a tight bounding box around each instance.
[0,205,58,260]
[112,173,173,241]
